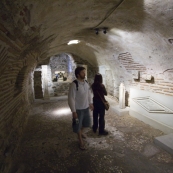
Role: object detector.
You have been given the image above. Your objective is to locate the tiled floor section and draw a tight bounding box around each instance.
[12,96,173,173]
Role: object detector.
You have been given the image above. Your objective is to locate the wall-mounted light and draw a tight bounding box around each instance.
[95,28,99,35]
[94,27,108,35]
[168,39,173,44]
[103,27,107,34]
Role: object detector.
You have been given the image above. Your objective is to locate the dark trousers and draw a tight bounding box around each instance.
[93,100,105,133]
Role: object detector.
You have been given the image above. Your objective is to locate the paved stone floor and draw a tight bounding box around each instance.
[12,96,173,173]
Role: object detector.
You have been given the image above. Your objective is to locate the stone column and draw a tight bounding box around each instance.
[119,83,125,109]
[42,65,50,100]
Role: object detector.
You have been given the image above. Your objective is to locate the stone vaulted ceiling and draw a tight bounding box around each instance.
[1,1,173,173]
[1,0,173,69]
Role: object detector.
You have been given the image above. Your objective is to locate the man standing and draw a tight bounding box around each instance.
[68,66,94,150]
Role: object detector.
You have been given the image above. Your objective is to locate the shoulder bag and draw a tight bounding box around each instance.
[96,91,110,111]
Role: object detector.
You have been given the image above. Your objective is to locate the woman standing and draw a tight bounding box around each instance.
[91,73,108,135]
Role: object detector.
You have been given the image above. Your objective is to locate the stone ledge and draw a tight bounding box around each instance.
[154,133,173,155]
[111,105,129,116]
[129,109,173,134]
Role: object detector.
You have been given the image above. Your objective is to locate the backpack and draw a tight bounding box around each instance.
[73,79,88,91]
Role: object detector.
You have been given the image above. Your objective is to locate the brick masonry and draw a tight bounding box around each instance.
[117,52,173,97]
[0,1,173,172]
[0,24,37,172]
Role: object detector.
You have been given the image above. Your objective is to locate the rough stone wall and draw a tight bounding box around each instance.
[0,13,60,173]
[49,54,69,79]
[107,52,173,104]
[72,54,97,85]
[0,1,39,170]
[132,73,173,96]
[51,82,70,97]
[48,54,72,97]
[0,50,37,173]
[47,53,97,97]
[105,70,114,96]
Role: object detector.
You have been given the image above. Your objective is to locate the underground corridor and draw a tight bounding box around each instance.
[0,0,173,173]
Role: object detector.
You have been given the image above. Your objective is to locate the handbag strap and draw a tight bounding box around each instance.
[96,91,105,103]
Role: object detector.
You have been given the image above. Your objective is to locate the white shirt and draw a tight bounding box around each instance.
[68,80,93,112]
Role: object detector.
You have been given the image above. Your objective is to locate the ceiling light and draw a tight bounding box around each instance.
[67,40,80,45]
[103,28,107,34]
[95,28,99,35]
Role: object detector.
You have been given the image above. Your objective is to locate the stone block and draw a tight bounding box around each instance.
[111,105,129,116]
[154,133,173,155]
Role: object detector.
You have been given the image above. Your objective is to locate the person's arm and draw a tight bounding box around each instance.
[88,83,94,111]
[68,83,78,118]
[102,84,107,96]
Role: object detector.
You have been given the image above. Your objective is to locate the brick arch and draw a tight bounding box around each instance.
[14,66,28,97]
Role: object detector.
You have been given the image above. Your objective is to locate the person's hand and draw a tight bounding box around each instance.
[89,104,94,111]
[72,112,78,119]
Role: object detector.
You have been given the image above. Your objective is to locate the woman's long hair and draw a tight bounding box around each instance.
[92,73,103,90]
[94,73,103,84]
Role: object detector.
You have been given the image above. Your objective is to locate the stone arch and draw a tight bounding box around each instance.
[14,66,28,97]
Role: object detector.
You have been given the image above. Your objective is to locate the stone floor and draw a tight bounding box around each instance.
[12,96,173,173]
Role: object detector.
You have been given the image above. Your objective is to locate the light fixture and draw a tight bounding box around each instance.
[94,27,108,35]
[103,28,107,34]
[95,28,99,35]
[168,39,173,44]
[67,40,80,45]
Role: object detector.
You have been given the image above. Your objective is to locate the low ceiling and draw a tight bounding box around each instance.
[1,0,173,70]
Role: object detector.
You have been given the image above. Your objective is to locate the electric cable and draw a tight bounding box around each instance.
[93,0,125,29]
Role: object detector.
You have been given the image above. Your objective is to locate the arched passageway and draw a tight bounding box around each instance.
[0,0,173,172]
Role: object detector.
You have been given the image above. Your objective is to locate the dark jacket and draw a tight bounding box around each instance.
[92,83,107,101]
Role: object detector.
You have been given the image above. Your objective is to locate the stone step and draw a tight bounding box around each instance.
[154,133,173,155]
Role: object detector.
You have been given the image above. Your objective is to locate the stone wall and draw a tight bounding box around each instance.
[32,53,97,98]
[107,52,173,104]
[0,2,40,171]
[1,1,172,172]
[0,22,38,173]
[47,53,97,97]
[72,54,98,85]
[50,82,70,97]
[48,54,73,97]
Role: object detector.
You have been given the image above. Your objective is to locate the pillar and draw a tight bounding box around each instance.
[119,83,125,109]
[42,65,50,100]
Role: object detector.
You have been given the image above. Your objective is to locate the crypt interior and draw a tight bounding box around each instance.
[0,0,173,173]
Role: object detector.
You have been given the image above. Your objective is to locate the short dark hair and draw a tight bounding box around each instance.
[75,66,85,78]
[94,73,103,83]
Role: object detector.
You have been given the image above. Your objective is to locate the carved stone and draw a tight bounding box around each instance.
[119,83,126,109]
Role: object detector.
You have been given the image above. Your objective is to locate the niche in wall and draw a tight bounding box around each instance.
[50,53,72,82]
[48,53,75,97]
[53,71,67,82]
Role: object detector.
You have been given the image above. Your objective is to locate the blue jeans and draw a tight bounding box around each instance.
[93,99,105,133]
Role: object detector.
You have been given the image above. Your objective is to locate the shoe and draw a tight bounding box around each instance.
[99,130,108,135]
[92,126,97,133]
[79,144,87,150]
[93,129,97,133]
[82,134,87,139]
